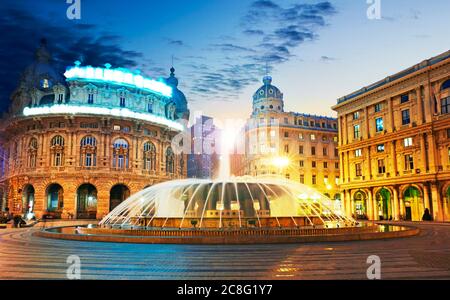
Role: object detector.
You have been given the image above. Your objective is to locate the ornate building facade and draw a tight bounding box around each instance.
[333,50,450,222]
[0,40,189,220]
[241,75,341,202]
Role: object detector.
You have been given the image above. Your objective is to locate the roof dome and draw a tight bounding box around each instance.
[253,75,283,102]
[19,39,66,91]
[165,67,189,120]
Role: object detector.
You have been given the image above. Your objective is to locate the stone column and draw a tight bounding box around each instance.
[367,188,373,220]
[443,197,449,222]
[427,133,437,173]
[339,153,344,183]
[416,86,424,125]
[388,97,395,132]
[373,190,379,221]
[364,106,370,139]
[343,115,348,145]
[390,141,397,176]
[423,83,433,123]
[393,186,400,220]
[423,183,431,210]
[344,190,351,218]
[431,183,443,221]
[420,134,427,173]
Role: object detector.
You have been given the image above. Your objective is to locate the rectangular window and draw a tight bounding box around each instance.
[284,117,289,124]
[447,129,450,139]
[113,125,121,131]
[312,161,316,168]
[284,144,289,153]
[404,154,414,171]
[377,144,385,152]
[402,109,410,125]
[311,147,316,155]
[334,148,339,157]
[300,175,305,184]
[120,97,126,107]
[299,145,304,154]
[400,94,409,103]
[404,137,413,147]
[312,175,317,185]
[88,94,94,104]
[354,125,360,139]
[86,153,92,167]
[335,162,339,169]
[310,134,316,141]
[375,103,383,112]
[324,162,328,168]
[355,163,362,177]
[441,97,450,114]
[376,117,384,132]
[148,103,153,113]
[54,153,61,166]
[58,94,64,104]
[298,133,304,140]
[378,159,386,174]
[299,160,304,168]
[353,111,360,120]
[310,121,315,127]
[284,131,289,138]
[355,149,362,157]
[323,147,328,156]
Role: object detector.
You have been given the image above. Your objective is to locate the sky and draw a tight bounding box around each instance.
[0,0,449,121]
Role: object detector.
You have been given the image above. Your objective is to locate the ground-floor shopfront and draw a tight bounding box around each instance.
[342,182,450,222]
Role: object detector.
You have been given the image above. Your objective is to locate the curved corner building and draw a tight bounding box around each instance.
[0,40,189,220]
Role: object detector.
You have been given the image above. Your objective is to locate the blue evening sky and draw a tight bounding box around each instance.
[1,0,449,121]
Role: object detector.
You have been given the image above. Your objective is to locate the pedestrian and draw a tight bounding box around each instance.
[422,208,433,221]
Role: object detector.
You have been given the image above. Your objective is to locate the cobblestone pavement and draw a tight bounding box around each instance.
[0,222,449,280]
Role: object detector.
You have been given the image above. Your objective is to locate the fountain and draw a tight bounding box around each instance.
[36,126,419,244]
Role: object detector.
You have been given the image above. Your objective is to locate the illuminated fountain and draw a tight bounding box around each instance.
[38,126,419,244]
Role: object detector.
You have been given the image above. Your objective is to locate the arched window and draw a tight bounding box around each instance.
[165,147,174,174]
[441,79,450,91]
[112,138,129,169]
[80,136,97,167]
[28,138,38,168]
[50,135,65,166]
[143,142,156,171]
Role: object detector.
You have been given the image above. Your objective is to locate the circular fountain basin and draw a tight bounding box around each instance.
[35,223,419,244]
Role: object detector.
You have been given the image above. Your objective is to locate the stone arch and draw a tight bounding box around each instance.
[76,183,98,219]
[22,184,35,218]
[374,187,393,220]
[440,78,450,91]
[351,189,369,219]
[45,183,64,218]
[401,184,424,221]
[109,184,131,211]
[399,184,423,198]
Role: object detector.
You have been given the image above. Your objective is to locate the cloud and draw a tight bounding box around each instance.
[181,1,337,103]
[165,38,185,47]
[243,29,265,36]
[211,43,256,53]
[320,55,337,62]
[0,7,147,113]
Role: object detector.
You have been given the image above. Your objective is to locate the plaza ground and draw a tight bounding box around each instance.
[0,222,449,280]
